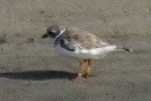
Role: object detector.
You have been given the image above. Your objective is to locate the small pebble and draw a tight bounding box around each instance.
[0,37,6,44]
[27,38,35,44]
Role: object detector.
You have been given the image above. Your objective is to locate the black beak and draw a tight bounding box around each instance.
[42,33,49,38]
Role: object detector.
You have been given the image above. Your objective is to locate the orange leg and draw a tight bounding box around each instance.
[76,59,92,79]
[86,59,92,77]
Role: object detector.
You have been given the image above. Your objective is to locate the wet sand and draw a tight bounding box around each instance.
[0,0,151,101]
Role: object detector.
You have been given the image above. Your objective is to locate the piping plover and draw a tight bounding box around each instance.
[42,25,131,79]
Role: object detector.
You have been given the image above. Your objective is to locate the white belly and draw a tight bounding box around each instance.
[55,45,117,59]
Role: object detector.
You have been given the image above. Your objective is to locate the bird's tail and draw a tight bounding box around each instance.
[117,47,132,52]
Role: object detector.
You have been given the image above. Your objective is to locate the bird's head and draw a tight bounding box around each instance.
[42,25,64,39]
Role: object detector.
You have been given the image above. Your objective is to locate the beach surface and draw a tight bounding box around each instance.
[0,0,151,101]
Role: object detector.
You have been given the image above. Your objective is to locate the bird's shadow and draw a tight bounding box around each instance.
[0,70,78,80]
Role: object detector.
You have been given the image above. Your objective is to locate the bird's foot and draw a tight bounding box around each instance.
[86,67,91,76]
[81,67,92,78]
[72,73,85,80]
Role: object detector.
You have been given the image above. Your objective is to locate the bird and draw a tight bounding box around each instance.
[42,25,132,80]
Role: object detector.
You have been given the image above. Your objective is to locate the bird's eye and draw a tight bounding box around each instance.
[49,31,57,38]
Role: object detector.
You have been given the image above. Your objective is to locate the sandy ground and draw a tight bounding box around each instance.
[0,0,151,101]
